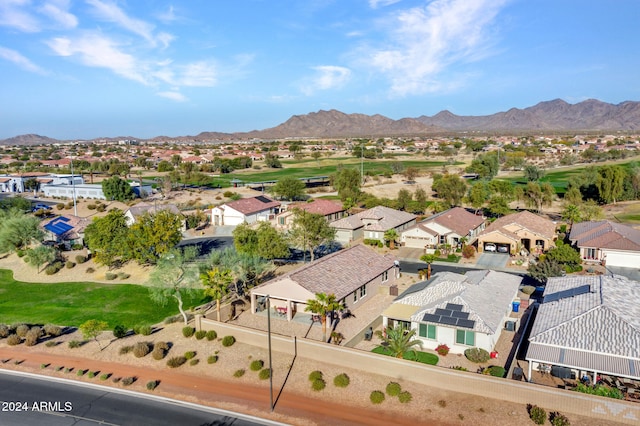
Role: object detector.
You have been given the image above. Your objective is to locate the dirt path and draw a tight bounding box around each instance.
[0,348,448,426]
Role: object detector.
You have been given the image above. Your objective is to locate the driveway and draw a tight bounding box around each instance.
[475,253,509,269]
[606,266,640,281]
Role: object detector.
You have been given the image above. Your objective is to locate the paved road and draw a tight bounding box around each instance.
[0,370,276,426]
[475,253,509,268]
[176,236,233,258]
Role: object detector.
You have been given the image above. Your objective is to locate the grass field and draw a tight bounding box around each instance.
[0,269,205,327]
[372,346,439,365]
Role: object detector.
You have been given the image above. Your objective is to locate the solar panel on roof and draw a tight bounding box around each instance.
[446,303,464,311]
[543,284,591,303]
[255,196,272,203]
[434,308,452,316]
[422,314,441,323]
[452,311,469,319]
[439,317,459,326]
[44,220,73,236]
[457,319,475,329]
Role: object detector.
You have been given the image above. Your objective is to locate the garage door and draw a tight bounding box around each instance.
[404,236,427,249]
[605,251,640,267]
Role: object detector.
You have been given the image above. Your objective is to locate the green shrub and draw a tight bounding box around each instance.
[312,378,326,391]
[75,255,87,264]
[520,285,536,295]
[100,373,110,380]
[87,204,96,210]
[121,377,135,386]
[66,261,75,269]
[113,325,127,339]
[24,328,42,346]
[221,335,235,347]
[182,326,195,338]
[15,324,29,337]
[487,366,505,377]
[119,345,134,355]
[435,344,450,356]
[112,377,121,383]
[207,355,218,364]
[155,341,169,351]
[573,383,624,399]
[233,369,245,378]
[550,412,571,426]
[105,272,117,280]
[87,371,96,379]
[44,324,62,337]
[65,368,72,373]
[189,358,199,366]
[45,341,57,347]
[370,390,385,404]
[7,334,21,345]
[206,330,217,341]
[86,267,95,274]
[68,340,81,349]
[152,348,165,360]
[250,360,264,371]
[134,325,152,336]
[0,324,9,338]
[528,405,546,425]
[398,391,413,403]
[333,373,350,388]
[184,351,196,360]
[117,272,130,280]
[450,366,468,371]
[465,347,490,363]
[55,366,64,371]
[133,342,151,358]
[386,382,402,397]
[364,239,383,248]
[56,203,65,210]
[146,380,158,391]
[258,368,271,380]
[195,330,206,340]
[308,370,323,382]
[16,249,26,257]
[77,369,85,376]
[166,356,187,368]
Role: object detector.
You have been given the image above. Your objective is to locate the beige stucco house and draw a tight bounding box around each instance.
[476,210,557,254]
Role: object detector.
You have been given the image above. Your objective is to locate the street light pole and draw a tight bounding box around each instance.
[360,142,364,185]
[70,157,77,216]
[266,295,274,412]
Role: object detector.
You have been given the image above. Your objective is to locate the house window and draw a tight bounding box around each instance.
[585,248,596,259]
[382,271,388,282]
[419,324,436,340]
[389,319,411,330]
[278,217,285,225]
[359,284,367,298]
[456,329,475,346]
[353,291,358,303]
[439,235,446,244]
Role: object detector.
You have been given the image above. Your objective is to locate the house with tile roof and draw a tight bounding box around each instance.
[330,205,417,245]
[42,215,91,249]
[124,203,185,229]
[476,210,557,254]
[211,195,281,226]
[382,270,521,354]
[569,220,640,268]
[250,244,398,322]
[400,207,486,249]
[274,198,346,230]
[526,274,640,382]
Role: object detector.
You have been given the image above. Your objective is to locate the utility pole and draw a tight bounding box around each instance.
[360,142,364,185]
[266,295,274,412]
[71,157,77,216]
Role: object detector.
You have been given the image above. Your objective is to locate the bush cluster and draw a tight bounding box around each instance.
[15,324,29,337]
[435,344,450,356]
[363,239,383,248]
[44,324,62,337]
[113,325,127,339]
[207,355,218,364]
[75,255,87,264]
[258,368,271,380]
[206,330,217,341]
[221,336,235,347]
[86,267,95,274]
[7,334,21,346]
[121,377,135,386]
[370,390,385,404]
[464,347,490,363]
[100,373,110,381]
[486,366,505,377]
[25,327,42,346]
[45,262,64,275]
[189,358,199,366]
[133,342,151,358]
[233,369,245,378]
[134,325,152,336]
[195,330,207,340]
[550,412,571,426]
[105,273,117,280]
[68,340,81,349]
[166,356,187,368]
[333,373,350,388]
[146,380,158,391]
[152,341,169,360]
[308,371,323,382]
[398,391,413,403]
[119,345,134,355]
[182,327,195,338]
[66,261,75,269]
[118,272,130,280]
[184,351,196,360]
[312,378,326,391]
[0,324,9,338]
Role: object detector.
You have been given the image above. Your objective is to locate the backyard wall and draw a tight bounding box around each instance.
[196,315,640,424]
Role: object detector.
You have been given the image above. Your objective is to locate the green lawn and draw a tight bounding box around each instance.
[0,269,205,328]
[372,346,439,365]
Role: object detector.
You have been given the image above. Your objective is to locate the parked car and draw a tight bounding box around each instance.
[484,243,497,252]
[497,245,509,253]
[32,203,52,212]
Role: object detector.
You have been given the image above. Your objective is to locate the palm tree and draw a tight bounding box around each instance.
[200,267,233,322]
[305,292,345,343]
[380,324,423,359]
[420,254,438,280]
[561,204,582,227]
[384,229,399,249]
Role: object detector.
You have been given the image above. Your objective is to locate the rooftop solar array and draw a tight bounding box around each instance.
[543,284,592,303]
[422,303,475,329]
[255,195,272,204]
[44,217,73,236]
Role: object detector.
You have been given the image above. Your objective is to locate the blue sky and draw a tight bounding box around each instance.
[1,0,639,140]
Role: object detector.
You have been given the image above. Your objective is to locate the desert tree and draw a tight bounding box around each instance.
[148,247,200,324]
[26,245,57,273]
[0,209,44,254]
[200,267,233,322]
[79,319,109,350]
[289,209,336,262]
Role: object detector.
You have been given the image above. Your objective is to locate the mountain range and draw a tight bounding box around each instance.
[3,99,640,145]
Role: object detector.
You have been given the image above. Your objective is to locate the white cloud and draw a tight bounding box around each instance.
[369,0,401,9]
[157,91,187,102]
[0,45,46,74]
[86,0,173,48]
[0,0,41,32]
[39,0,77,29]
[300,65,352,95]
[368,0,508,96]
[156,5,178,24]
[47,33,149,85]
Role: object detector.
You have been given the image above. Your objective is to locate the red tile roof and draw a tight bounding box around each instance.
[479,210,556,240]
[225,195,281,215]
[569,220,640,251]
[426,207,485,236]
[290,199,344,216]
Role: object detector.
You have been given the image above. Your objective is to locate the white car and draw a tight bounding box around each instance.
[484,243,497,252]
